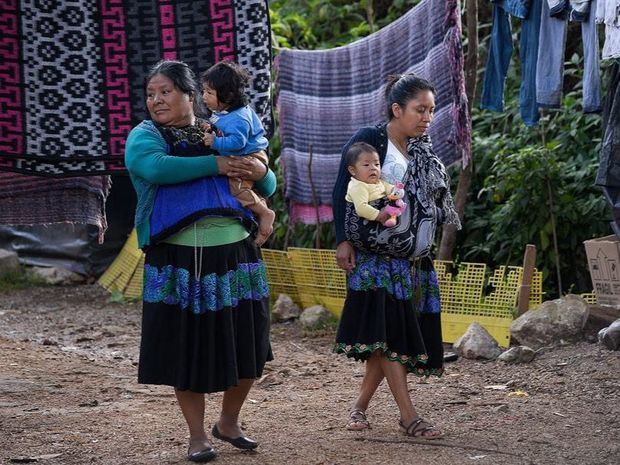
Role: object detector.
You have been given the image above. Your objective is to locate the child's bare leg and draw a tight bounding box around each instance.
[249,200,275,247]
[230,176,274,247]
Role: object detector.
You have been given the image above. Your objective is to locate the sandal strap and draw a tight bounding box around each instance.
[349,409,370,427]
[349,409,368,421]
[401,417,437,437]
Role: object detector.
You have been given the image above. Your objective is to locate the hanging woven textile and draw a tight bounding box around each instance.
[275,0,470,224]
[0,0,273,177]
[0,0,272,239]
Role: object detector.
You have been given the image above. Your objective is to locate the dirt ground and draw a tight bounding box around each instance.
[0,284,618,465]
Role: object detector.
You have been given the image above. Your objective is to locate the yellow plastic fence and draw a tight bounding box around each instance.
[98,230,144,300]
[286,247,348,312]
[262,249,544,348]
[261,249,302,306]
[580,292,597,305]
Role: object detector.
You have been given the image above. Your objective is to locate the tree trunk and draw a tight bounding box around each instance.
[437,0,478,260]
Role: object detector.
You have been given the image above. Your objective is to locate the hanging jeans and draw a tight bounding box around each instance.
[536,0,601,112]
[481,0,542,126]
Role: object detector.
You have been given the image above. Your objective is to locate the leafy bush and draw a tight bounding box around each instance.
[455,57,609,297]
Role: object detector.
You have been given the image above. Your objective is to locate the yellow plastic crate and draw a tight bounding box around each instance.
[287,247,347,315]
[98,229,144,300]
[580,292,597,305]
[529,270,544,308]
[261,248,302,306]
[434,263,543,347]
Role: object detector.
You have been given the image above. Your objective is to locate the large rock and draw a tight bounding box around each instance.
[0,249,20,275]
[31,266,85,285]
[510,294,589,349]
[272,294,301,322]
[497,345,536,363]
[299,305,331,330]
[598,318,620,351]
[453,322,502,360]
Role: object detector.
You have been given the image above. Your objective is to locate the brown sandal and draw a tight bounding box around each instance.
[346,408,371,431]
[399,417,444,439]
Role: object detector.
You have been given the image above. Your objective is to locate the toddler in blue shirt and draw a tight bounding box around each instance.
[201,61,275,246]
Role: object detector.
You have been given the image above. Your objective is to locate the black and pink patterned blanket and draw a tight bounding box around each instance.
[0,0,272,177]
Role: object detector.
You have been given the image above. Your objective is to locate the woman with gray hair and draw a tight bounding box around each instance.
[125,60,275,462]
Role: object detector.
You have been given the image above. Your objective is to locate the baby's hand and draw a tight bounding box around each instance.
[375,210,390,224]
[203,131,215,147]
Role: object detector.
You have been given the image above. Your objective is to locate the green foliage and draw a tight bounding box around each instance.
[456,58,609,297]
[105,287,141,304]
[270,0,421,49]
[0,268,48,293]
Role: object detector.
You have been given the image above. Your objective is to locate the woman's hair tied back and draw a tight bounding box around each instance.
[385,73,436,119]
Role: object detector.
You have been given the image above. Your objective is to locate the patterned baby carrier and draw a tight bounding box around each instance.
[344,135,460,259]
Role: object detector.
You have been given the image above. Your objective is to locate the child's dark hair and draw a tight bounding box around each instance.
[201,61,249,111]
[346,142,379,167]
[385,73,436,119]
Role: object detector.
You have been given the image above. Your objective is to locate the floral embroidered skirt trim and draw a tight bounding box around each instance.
[138,237,273,393]
[334,252,444,377]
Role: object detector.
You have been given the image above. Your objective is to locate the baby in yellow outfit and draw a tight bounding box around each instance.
[345,142,392,224]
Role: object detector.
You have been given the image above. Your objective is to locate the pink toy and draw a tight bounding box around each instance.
[383,182,407,227]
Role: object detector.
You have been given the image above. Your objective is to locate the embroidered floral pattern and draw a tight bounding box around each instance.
[143,260,269,314]
[156,119,213,156]
[348,251,414,300]
[413,267,441,314]
[333,341,443,377]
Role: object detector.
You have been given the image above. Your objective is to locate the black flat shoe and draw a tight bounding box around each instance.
[187,446,217,462]
[212,424,258,450]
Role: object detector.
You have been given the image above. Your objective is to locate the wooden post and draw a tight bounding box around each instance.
[307,144,322,249]
[517,244,537,315]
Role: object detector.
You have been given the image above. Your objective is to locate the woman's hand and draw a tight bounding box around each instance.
[216,155,267,180]
[336,241,356,272]
[375,210,391,224]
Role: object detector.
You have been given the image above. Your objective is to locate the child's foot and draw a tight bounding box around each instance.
[255,209,275,247]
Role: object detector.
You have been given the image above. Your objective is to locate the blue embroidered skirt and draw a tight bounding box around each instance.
[138,237,272,393]
[334,251,443,376]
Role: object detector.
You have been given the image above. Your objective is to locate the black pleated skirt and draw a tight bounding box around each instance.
[138,237,273,393]
[334,252,443,376]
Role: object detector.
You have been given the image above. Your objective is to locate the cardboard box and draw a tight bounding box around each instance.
[584,235,620,307]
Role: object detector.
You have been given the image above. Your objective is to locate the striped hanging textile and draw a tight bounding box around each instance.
[275,0,470,224]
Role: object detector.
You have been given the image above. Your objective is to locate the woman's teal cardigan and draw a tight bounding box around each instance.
[125,120,276,249]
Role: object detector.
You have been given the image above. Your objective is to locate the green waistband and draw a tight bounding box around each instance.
[163,217,250,247]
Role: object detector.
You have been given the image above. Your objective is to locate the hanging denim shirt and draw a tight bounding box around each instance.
[481,0,542,126]
[537,0,601,113]
[548,0,593,21]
